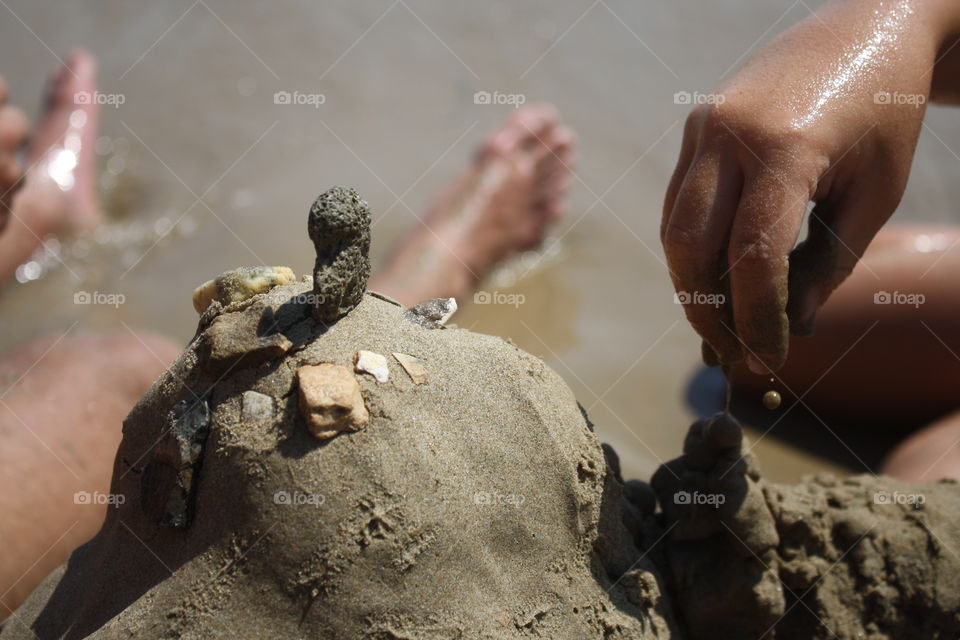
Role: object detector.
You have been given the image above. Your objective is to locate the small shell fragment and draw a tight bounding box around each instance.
[404,297,458,329]
[297,364,369,440]
[241,390,275,423]
[192,266,296,314]
[392,352,427,385]
[354,350,389,382]
[762,390,782,410]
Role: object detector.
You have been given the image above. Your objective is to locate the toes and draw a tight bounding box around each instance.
[533,125,576,222]
[514,104,559,152]
[478,104,560,160]
[28,50,98,167]
[0,105,29,151]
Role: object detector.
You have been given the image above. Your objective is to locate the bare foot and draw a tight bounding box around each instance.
[0,50,100,282]
[369,105,574,307]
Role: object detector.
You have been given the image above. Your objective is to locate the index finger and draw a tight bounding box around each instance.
[726,171,810,372]
[663,151,746,364]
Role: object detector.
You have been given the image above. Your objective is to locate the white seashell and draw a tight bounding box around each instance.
[354,350,389,383]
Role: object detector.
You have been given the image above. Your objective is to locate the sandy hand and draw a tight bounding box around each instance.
[662,0,960,372]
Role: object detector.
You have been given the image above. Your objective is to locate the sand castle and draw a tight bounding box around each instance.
[3,188,958,639]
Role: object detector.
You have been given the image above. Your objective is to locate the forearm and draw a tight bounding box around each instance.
[825,0,960,104]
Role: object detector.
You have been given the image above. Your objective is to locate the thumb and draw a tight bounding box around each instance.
[786,201,889,335]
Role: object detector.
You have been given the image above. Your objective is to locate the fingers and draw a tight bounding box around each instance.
[663,150,745,364]
[727,171,810,372]
[661,114,702,242]
[787,190,892,334]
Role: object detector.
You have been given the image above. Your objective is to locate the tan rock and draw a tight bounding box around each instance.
[297,364,369,439]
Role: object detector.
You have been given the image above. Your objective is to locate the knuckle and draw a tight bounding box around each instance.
[695,102,733,139]
[696,101,818,165]
[730,233,778,266]
[663,222,706,258]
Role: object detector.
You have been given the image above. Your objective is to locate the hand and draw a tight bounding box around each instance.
[0,75,30,232]
[662,0,960,372]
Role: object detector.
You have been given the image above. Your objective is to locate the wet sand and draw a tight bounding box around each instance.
[1,0,959,483]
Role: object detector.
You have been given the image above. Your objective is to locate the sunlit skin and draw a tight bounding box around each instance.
[662,0,960,373]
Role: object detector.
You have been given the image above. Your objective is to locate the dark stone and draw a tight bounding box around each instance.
[140,398,211,529]
[308,186,371,326]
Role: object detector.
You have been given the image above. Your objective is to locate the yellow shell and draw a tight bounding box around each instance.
[192,266,296,313]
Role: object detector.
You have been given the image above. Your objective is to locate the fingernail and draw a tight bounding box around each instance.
[746,355,767,375]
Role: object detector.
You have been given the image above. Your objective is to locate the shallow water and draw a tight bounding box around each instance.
[1,0,958,482]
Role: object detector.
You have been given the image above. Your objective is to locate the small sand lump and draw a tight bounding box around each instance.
[354,350,389,382]
[393,352,427,384]
[297,364,369,439]
[192,266,296,313]
[763,390,782,410]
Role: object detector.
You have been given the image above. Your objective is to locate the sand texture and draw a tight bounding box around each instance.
[1,284,676,639]
[5,187,958,639]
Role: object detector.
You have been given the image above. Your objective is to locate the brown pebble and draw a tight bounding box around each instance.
[763,390,782,410]
[297,364,369,439]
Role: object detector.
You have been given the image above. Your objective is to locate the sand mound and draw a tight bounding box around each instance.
[5,188,958,640]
